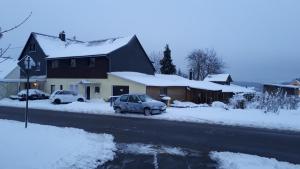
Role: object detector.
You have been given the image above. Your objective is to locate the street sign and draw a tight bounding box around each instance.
[17,55,36,128]
[18,55,36,70]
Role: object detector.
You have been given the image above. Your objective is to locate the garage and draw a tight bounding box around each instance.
[112,85,129,96]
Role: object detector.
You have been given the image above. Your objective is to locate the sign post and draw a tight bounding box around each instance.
[18,55,36,128]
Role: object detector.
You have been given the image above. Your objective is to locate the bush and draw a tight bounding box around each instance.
[247,92,300,113]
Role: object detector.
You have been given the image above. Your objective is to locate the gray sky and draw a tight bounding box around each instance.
[1,0,300,83]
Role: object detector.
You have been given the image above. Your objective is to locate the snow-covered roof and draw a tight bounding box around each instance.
[33,33,133,59]
[109,72,254,93]
[264,83,300,89]
[203,74,231,82]
[0,57,18,79]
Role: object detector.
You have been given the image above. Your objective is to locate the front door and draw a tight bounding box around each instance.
[86,86,90,100]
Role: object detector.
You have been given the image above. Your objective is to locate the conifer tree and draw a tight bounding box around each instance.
[160,44,176,74]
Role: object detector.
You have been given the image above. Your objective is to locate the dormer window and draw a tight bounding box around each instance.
[70,59,76,67]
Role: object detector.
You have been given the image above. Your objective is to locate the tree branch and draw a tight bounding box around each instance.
[0,12,32,35]
[0,44,11,58]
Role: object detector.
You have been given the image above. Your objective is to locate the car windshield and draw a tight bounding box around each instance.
[138,95,153,102]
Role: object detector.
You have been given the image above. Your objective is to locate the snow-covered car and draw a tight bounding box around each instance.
[50,90,85,104]
[113,94,167,115]
[13,89,50,101]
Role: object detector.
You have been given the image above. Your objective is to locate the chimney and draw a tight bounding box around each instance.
[59,31,66,41]
[189,69,193,80]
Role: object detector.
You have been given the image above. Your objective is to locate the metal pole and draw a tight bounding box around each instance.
[25,57,30,128]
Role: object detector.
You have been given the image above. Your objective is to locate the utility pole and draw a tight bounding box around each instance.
[25,57,30,128]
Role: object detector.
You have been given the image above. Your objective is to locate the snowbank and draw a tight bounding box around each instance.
[0,119,116,169]
[0,98,114,114]
[1,98,300,132]
[210,151,300,169]
[171,100,208,108]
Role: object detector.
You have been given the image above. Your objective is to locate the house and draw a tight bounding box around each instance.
[16,32,254,103]
[18,32,155,100]
[109,72,255,104]
[263,83,300,96]
[0,57,20,99]
[203,74,233,85]
[289,79,300,87]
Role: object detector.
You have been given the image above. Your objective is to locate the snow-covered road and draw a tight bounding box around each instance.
[1,98,300,132]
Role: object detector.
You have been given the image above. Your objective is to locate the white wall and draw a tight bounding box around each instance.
[45,74,146,100]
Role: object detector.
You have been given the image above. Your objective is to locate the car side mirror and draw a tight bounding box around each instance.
[138,101,142,104]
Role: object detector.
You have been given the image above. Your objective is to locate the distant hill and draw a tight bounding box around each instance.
[232,81,263,92]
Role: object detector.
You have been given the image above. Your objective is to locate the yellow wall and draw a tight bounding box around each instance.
[45,74,146,100]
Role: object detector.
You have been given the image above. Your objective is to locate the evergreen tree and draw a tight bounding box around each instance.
[160,44,176,74]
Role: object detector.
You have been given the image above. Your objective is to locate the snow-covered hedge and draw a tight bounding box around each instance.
[247,92,300,113]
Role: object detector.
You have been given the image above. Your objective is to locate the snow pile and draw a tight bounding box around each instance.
[0,98,114,114]
[0,120,116,169]
[171,100,209,108]
[210,151,300,169]
[118,143,186,156]
[212,101,229,110]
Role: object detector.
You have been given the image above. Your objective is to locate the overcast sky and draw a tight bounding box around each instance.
[1,0,299,83]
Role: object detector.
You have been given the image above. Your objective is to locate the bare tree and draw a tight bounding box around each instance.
[186,48,225,80]
[149,51,163,73]
[0,12,32,62]
[0,12,32,39]
[0,44,12,62]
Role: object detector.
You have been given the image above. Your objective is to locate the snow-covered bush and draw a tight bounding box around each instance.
[229,94,246,109]
[247,91,300,113]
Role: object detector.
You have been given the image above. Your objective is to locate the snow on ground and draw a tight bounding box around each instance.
[210,151,300,169]
[1,98,300,131]
[117,143,187,156]
[0,98,114,114]
[0,119,116,169]
[171,100,209,108]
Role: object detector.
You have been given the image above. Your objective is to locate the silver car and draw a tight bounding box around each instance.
[113,94,167,116]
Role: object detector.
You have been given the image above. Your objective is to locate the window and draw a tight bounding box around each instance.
[51,60,59,68]
[120,95,129,102]
[70,59,76,67]
[29,44,36,52]
[160,87,168,96]
[69,84,79,94]
[95,86,100,93]
[50,85,55,94]
[128,95,140,103]
[88,58,95,67]
[60,85,63,90]
[36,62,41,71]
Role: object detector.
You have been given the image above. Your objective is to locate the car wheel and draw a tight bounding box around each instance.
[54,99,61,104]
[77,98,84,102]
[115,107,122,114]
[144,108,151,116]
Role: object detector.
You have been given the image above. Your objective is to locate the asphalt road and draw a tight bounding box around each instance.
[1,106,300,168]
